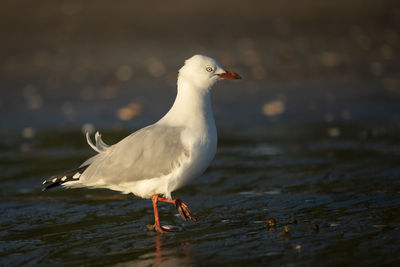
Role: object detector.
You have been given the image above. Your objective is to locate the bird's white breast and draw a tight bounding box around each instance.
[168,120,217,193]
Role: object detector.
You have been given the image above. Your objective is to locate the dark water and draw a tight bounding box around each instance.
[1,0,400,265]
[1,124,400,266]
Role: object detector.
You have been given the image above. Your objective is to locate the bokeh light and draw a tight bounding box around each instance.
[117,103,142,121]
[262,100,285,117]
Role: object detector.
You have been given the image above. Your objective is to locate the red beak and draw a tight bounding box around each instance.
[218,71,241,79]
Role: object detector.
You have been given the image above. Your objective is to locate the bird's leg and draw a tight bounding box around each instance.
[156,195,197,222]
[151,194,165,233]
[151,194,183,233]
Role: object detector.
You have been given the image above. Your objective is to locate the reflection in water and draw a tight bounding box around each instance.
[152,234,193,267]
[116,234,193,267]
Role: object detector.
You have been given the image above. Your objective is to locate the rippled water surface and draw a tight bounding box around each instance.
[1,124,400,266]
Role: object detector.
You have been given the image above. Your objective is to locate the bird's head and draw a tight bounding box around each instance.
[178,55,241,90]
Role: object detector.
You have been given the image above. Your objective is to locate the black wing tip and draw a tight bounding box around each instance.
[41,165,89,191]
[42,182,61,191]
[42,178,60,191]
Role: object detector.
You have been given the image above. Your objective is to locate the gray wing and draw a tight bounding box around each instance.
[80,125,189,186]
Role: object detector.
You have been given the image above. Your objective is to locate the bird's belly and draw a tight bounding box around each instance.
[122,137,216,199]
[169,131,217,192]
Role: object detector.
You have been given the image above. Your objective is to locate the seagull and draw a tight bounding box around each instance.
[42,55,241,233]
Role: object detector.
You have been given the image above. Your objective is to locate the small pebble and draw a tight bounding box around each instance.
[284,225,291,233]
[279,225,291,237]
[266,218,276,230]
[295,244,302,252]
[163,225,183,231]
[311,223,319,232]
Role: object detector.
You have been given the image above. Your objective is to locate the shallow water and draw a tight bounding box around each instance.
[1,123,400,266]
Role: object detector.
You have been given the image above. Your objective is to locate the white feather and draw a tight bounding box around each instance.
[95,131,110,152]
[86,132,101,153]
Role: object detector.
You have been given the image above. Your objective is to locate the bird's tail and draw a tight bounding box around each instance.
[43,131,108,191]
[42,165,89,191]
[86,131,110,153]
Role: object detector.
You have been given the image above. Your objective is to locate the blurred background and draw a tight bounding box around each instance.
[1,0,399,132]
[1,1,400,266]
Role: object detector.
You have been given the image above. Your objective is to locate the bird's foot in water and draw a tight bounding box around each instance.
[149,194,196,234]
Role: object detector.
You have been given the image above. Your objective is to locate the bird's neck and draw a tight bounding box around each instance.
[158,79,215,128]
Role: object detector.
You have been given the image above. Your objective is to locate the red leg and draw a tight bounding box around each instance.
[152,194,166,233]
[150,194,197,234]
[156,195,197,222]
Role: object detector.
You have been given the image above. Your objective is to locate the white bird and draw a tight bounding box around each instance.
[42,55,241,233]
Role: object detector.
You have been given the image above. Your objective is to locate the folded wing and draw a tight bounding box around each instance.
[79,125,190,187]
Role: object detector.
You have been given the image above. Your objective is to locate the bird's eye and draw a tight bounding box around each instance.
[206,67,213,72]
